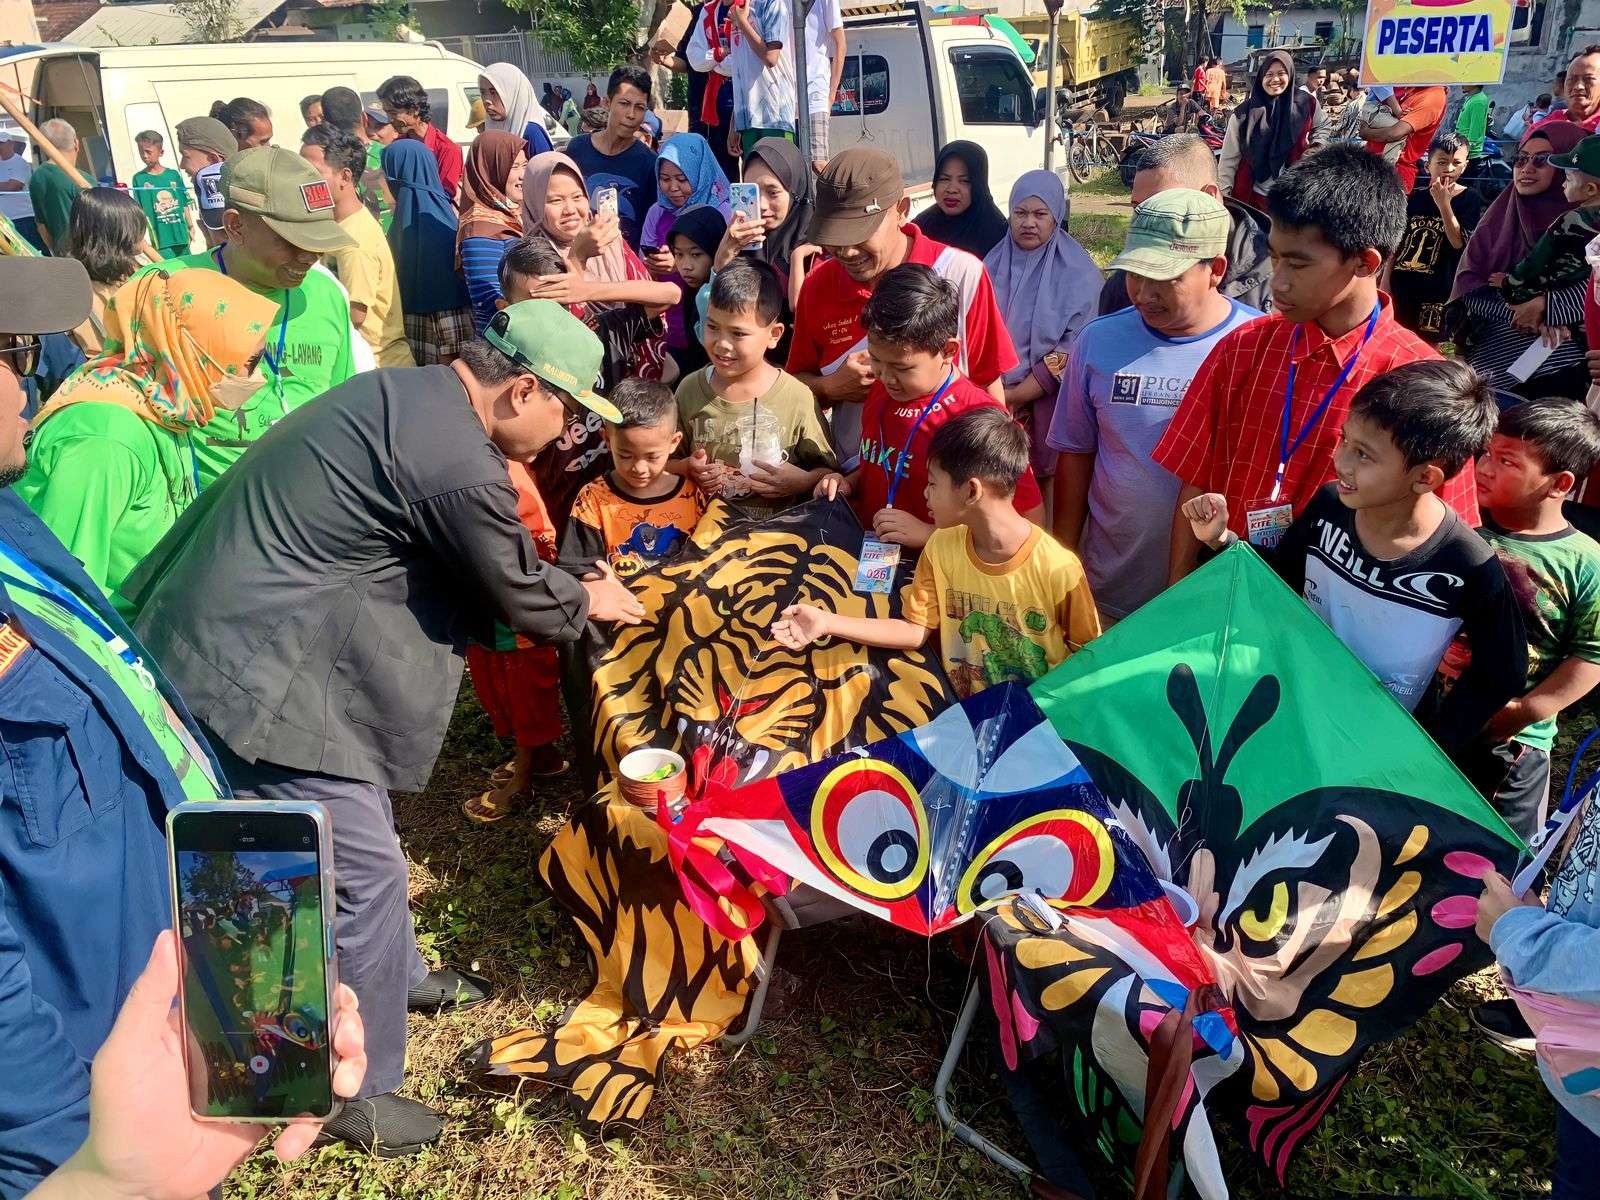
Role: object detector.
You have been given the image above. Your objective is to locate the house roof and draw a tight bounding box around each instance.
[64,0,289,46]
[32,0,103,42]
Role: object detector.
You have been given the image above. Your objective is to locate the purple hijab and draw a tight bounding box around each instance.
[1452,120,1586,300]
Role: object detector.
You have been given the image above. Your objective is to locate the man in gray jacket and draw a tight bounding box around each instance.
[1097,134,1273,317]
[123,301,643,1155]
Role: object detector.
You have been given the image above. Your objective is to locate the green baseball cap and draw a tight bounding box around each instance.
[1550,133,1600,176]
[1108,188,1231,282]
[220,146,354,254]
[484,301,621,422]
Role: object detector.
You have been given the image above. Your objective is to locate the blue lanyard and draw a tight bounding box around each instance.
[1274,303,1381,501]
[883,370,957,509]
[0,540,156,691]
[213,246,289,404]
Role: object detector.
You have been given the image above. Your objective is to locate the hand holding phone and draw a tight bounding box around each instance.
[730,182,763,248]
[595,185,620,218]
[168,801,340,1123]
[51,929,366,1200]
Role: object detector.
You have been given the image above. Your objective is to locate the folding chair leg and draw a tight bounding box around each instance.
[720,924,781,1047]
[1169,1161,1188,1200]
[934,979,1034,1178]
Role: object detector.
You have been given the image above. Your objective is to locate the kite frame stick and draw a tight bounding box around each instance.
[0,86,160,263]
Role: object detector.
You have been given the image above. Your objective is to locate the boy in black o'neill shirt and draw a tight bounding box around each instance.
[1185,359,1527,755]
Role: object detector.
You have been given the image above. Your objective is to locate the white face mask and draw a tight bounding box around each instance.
[209,366,267,411]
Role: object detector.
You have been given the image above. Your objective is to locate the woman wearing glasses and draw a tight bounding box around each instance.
[1450,120,1590,399]
[15,268,276,610]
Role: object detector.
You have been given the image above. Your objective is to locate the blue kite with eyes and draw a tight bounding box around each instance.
[683,682,1185,936]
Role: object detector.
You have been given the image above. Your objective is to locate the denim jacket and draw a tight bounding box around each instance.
[0,490,224,1197]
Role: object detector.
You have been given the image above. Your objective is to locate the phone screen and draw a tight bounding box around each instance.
[171,807,334,1120]
[731,183,764,247]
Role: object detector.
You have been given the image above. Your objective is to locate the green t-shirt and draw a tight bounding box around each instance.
[1480,520,1600,750]
[0,555,219,802]
[675,366,838,517]
[137,250,356,487]
[362,140,393,231]
[1455,91,1489,157]
[132,165,191,250]
[28,162,80,247]
[15,401,194,616]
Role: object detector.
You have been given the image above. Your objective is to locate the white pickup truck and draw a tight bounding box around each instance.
[828,1,1061,210]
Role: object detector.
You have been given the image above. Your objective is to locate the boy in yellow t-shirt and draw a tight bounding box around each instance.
[773,408,1100,696]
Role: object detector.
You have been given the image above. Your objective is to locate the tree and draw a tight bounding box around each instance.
[181,852,260,916]
[183,0,251,42]
[370,0,419,41]
[508,0,646,75]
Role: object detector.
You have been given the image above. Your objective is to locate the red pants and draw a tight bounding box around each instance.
[465,643,563,748]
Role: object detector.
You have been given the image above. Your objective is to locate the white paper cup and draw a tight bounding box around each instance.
[618,748,687,808]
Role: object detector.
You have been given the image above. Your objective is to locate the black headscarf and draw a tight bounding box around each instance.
[1237,50,1315,186]
[668,204,729,259]
[667,205,727,376]
[743,136,815,283]
[913,141,1009,258]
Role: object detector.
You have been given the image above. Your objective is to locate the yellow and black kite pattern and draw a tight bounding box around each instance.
[473,500,952,1132]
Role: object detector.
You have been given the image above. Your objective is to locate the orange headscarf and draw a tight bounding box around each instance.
[38,268,279,432]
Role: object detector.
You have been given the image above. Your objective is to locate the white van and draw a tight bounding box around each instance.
[0,40,493,187]
[833,1,1059,210]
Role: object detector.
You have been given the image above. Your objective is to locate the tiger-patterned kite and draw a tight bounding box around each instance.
[469,499,953,1132]
[991,542,1526,1199]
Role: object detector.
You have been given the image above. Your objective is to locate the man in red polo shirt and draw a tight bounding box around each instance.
[1536,44,1600,133]
[1155,145,1479,581]
[788,147,1017,463]
[1361,85,1446,191]
[378,75,463,198]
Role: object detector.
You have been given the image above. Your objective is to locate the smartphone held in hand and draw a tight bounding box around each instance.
[167,801,340,1124]
[596,185,620,217]
[731,182,764,247]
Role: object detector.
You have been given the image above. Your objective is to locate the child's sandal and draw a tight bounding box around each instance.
[464,790,528,824]
[526,755,571,780]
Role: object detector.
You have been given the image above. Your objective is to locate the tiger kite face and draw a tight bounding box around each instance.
[591,500,952,785]
[1004,662,1519,1192]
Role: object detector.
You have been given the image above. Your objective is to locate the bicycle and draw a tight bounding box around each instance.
[1056,109,1098,183]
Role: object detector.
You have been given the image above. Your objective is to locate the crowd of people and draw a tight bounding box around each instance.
[2,26,1600,1200]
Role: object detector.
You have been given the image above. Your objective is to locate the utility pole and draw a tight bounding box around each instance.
[794,0,816,165]
[1042,0,1062,169]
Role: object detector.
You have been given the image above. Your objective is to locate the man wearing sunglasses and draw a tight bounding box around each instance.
[0,256,240,1195]
[120,299,644,1157]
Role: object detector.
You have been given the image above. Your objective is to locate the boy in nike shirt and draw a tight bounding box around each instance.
[1184,359,1525,756]
[814,263,1043,550]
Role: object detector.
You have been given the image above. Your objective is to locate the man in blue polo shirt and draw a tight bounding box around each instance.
[1050,188,1262,624]
[0,255,229,1198]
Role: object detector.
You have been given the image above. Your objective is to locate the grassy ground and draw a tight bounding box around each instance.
[1068,167,1136,267]
[224,680,1580,1200]
[228,170,1567,1199]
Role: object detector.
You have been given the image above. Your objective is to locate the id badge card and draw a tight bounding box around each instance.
[1245,499,1293,550]
[854,537,901,593]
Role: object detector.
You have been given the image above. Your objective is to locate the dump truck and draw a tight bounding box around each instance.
[1009,8,1143,115]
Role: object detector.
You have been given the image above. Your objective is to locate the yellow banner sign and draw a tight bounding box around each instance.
[1359,0,1513,86]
